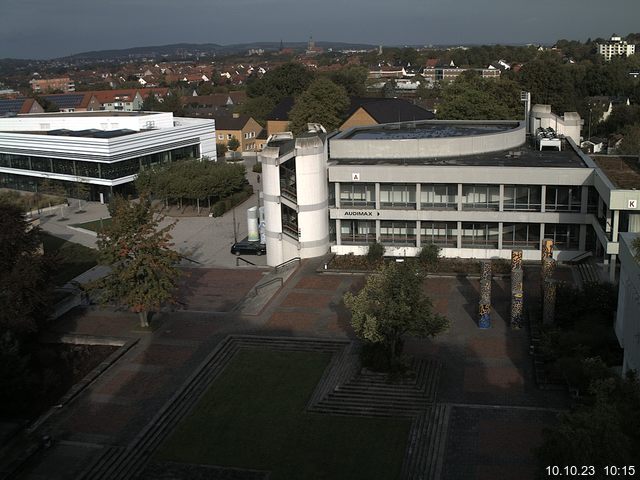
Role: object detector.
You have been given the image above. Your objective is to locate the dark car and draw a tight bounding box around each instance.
[231,240,266,256]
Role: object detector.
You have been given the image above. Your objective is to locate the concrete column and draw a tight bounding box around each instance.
[579,224,587,251]
[606,209,612,233]
[609,254,617,283]
[375,183,381,210]
[335,182,341,208]
[581,185,589,214]
[457,221,462,249]
[612,210,620,242]
[416,220,421,248]
[499,184,504,212]
[498,222,503,250]
[539,224,545,251]
[540,185,546,213]
[457,183,463,211]
[335,219,341,245]
[376,219,381,242]
[416,183,421,211]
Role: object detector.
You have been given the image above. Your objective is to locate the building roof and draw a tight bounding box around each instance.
[0,98,39,116]
[345,97,435,124]
[267,97,295,121]
[592,156,640,189]
[215,114,253,130]
[40,93,90,110]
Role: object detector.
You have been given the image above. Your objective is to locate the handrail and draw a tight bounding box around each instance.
[254,277,283,296]
[274,256,300,273]
[236,256,256,266]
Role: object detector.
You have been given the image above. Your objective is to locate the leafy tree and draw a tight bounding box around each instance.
[343,262,449,367]
[329,65,369,97]
[237,96,275,125]
[633,236,640,262]
[141,93,162,111]
[0,201,53,336]
[517,59,578,113]
[246,62,315,104]
[91,196,182,327]
[288,77,349,133]
[227,135,240,152]
[366,241,385,265]
[418,243,441,270]
[438,74,522,120]
[616,123,640,155]
[216,142,228,157]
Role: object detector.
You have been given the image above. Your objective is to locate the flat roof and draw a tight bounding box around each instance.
[330,137,587,168]
[18,111,157,118]
[592,155,640,189]
[343,122,515,140]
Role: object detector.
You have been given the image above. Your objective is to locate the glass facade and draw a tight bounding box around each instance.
[420,221,457,247]
[380,184,416,209]
[0,145,199,182]
[339,183,375,208]
[502,223,540,249]
[461,222,499,248]
[380,221,416,246]
[545,223,580,249]
[340,220,375,245]
[420,184,457,209]
[462,185,500,210]
[503,185,542,211]
[545,186,582,212]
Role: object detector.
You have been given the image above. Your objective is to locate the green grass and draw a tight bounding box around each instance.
[155,349,411,480]
[71,217,112,232]
[41,233,99,285]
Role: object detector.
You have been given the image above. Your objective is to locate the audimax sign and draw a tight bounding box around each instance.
[343,211,381,217]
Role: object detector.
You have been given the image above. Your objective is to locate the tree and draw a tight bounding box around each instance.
[329,65,369,97]
[237,96,275,125]
[0,201,53,336]
[246,62,315,104]
[91,196,182,327]
[343,262,449,367]
[288,78,349,134]
[633,236,640,262]
[227,136,240,152]
[617,123,640,155]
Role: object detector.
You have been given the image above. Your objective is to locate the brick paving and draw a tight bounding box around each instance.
[13,261,570,480]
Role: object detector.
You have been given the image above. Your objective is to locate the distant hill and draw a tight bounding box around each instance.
[61,41,377,61]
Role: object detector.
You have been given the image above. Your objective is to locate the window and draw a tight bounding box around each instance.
[380,221,416,246]
[502,223,540,249]
[545,224,579,249]
[218,134,224,140]
[503,185,541,211]
[420,222,457,247]
[462,185,500,210]
[380,184,416,209]
[546,186,581,212]
[341,220,375,244]
[227,134,232,140]
[339,183,375,208]
[421,184,457,209]
[461,222,499,248]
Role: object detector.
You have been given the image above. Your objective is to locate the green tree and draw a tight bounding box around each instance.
[517,59,578,113]
[227,136,240,152]
[288,77,349,133]
[438,74,522,120]
[343,262,449,367]
[246,62,315,104]
[329,65,369,97]
[91,196,182,327]
[617,123,640,155]
[237,96,275,125]
[366,241,385,265]
[418,243,441,270]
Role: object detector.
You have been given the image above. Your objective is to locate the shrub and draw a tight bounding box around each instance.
[417,243,440,270]
[252,162,262,173]
[366,241,385,264]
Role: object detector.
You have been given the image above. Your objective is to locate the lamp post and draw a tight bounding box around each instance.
[589,108,593,141]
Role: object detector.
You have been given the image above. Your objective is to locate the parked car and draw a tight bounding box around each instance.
[231,240,266,256]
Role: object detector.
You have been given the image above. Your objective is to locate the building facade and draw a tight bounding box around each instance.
[598,35,636,61]
[260,110,640,281]
[0,111,216,202]
[615,233,640,374]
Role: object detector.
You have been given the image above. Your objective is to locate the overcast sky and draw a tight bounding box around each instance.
[1,0,639,59]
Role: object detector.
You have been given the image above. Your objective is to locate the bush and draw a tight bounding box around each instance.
[417,243,440,270]
[252,162,262,173]
[366,241,385,264]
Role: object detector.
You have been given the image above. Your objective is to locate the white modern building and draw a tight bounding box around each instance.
[615,233,640,374]
[597,35,636,61]
[259,107,640,283]
[0,111,216,202]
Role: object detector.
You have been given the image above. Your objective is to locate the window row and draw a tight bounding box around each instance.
[333,183,595,213]
[0,145,199,180]
[339,220,581,250]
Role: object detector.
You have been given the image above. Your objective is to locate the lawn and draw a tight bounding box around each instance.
[155,349,411,480]
[41,233,99,285]
[71,217,112,232]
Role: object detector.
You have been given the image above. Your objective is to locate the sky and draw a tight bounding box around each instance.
[1,0,639,59]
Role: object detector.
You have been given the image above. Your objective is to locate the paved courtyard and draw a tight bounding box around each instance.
[11,258,568,480]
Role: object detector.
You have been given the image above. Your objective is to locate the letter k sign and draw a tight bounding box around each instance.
[629,199,637,209]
